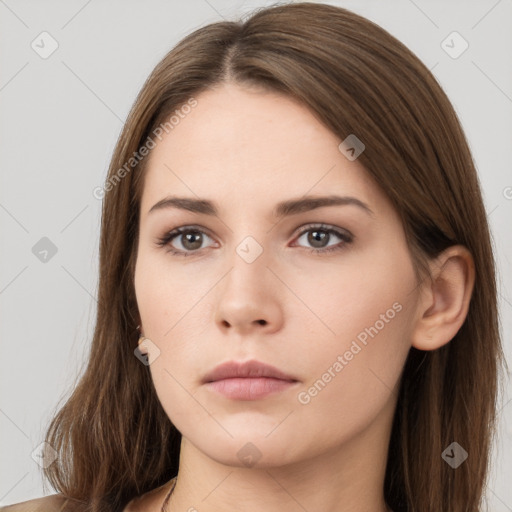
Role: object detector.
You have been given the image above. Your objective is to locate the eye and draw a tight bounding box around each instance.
[156,223,353,257]
[292,223,353,254]
[155,226,215,257]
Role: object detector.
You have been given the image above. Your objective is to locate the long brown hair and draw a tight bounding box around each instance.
[42,3,505,511]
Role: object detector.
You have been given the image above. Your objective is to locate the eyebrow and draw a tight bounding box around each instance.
[148,194,374,218]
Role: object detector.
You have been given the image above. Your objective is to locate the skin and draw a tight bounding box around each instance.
[131,82,475,512]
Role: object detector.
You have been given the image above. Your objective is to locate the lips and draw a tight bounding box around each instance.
[202,359,298,384]
[202,360,299,400]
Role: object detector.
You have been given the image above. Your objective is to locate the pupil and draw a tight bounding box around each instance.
[309,230,327,248]
[184,232,202,250]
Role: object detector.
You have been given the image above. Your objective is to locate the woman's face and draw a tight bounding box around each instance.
[134,82,420,468]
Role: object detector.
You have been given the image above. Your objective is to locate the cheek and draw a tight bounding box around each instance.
[291,245,415,416]
[134,251,211,408]
[288,241,416,343]
[291,302,413,454]
[134,249,210,339]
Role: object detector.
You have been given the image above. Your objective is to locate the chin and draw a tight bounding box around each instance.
[191,430,303,468]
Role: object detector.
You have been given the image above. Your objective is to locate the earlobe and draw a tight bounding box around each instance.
[411,245,475,351]
[138,332,149,355]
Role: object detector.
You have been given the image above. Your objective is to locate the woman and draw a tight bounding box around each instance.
[2,2,504,511]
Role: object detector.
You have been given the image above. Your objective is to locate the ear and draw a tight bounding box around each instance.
[137,324,148,355]
[137,335,149,355]
[411,245,475,351]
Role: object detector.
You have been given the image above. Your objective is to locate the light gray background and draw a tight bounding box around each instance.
[1,0,511,509]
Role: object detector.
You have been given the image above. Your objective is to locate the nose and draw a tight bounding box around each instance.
[214,242,284,336]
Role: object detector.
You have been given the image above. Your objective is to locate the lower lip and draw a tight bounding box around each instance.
[205,377,298,400]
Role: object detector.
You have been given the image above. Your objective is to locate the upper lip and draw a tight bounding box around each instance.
[202,360,298,383]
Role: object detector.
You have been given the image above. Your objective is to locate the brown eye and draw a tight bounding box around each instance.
[294,224,353,254]
[156,226,215,256]
[305,229,330,248]
[178,231,204,251]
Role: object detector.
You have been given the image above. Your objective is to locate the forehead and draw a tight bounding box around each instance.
[140,83,385,219]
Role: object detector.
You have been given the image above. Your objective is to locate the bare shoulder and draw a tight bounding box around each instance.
[0,494,79,512]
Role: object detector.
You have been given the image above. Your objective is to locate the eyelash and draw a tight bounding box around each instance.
[155,223,353,257]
